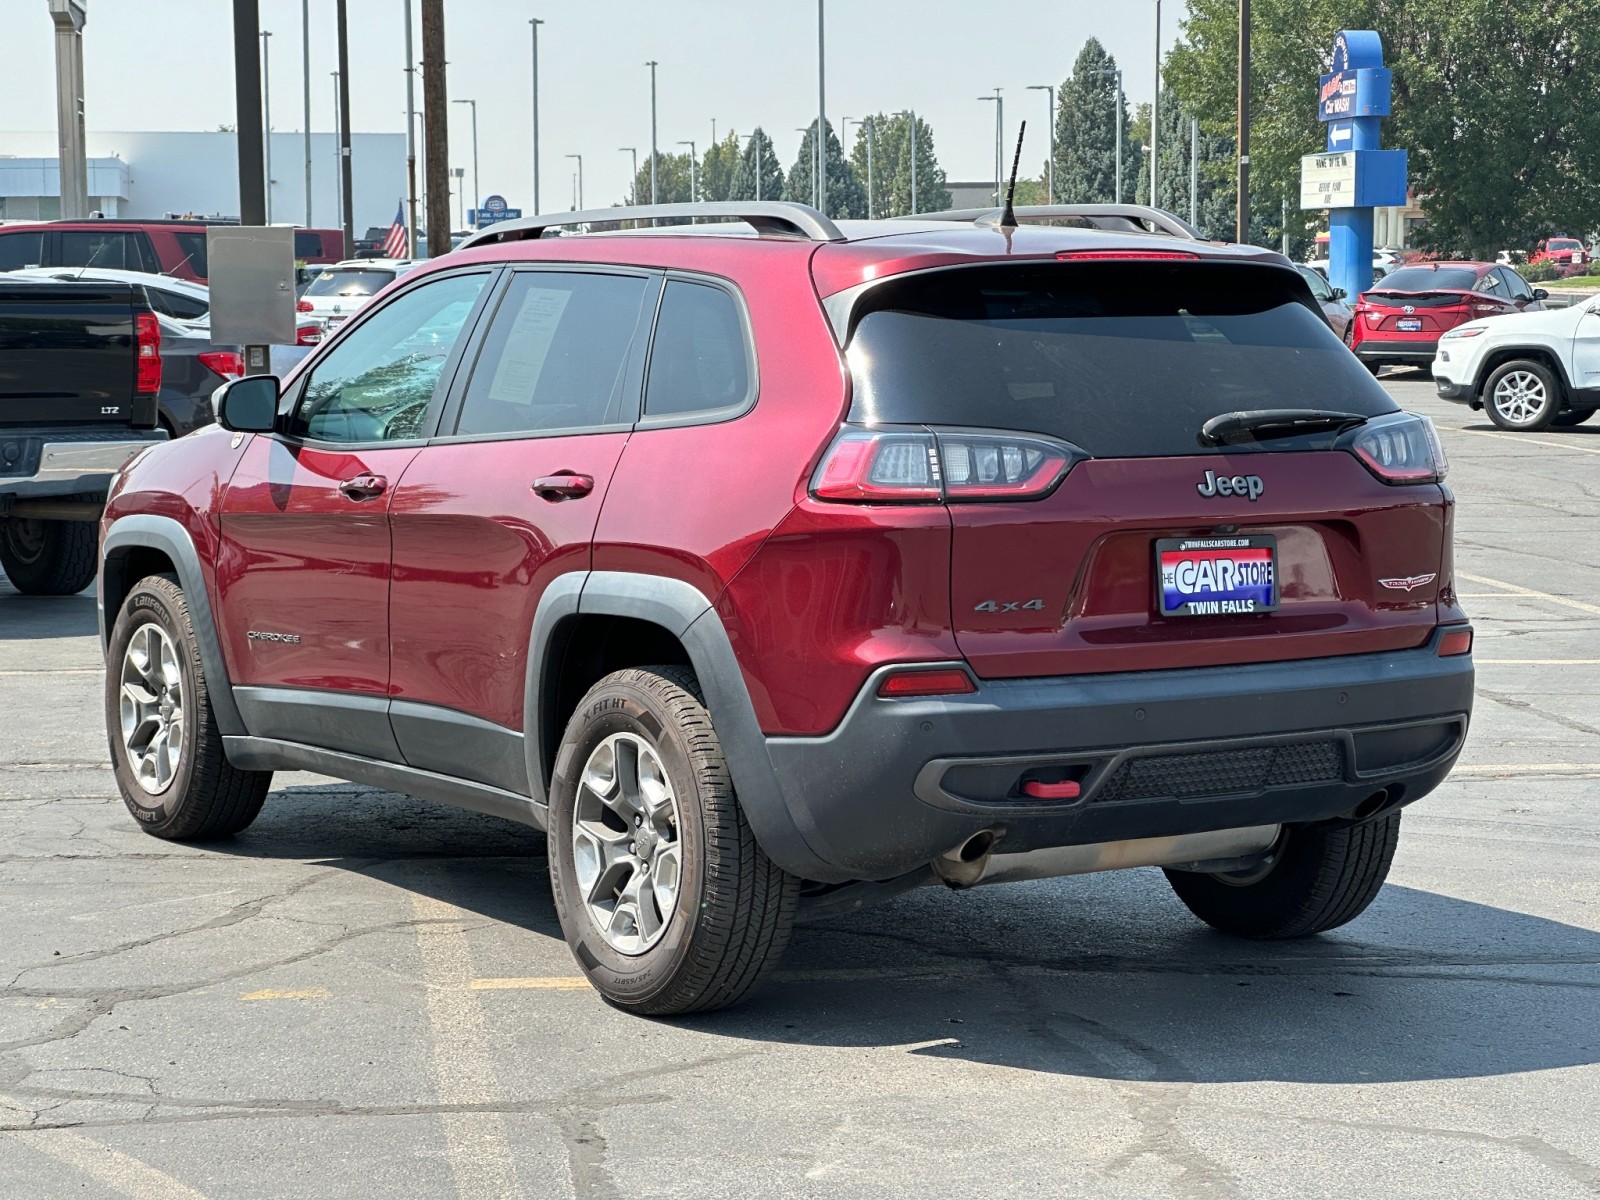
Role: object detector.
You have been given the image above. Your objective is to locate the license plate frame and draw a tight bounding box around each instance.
[1397,317,1423,332]
[1156,534,1279,618]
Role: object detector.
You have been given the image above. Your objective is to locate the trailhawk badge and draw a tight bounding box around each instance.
[1379,573,1437,592]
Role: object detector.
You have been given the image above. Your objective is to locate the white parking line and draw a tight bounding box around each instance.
[1457,572,1600,617]
[1461,428,1600,456]
[7,1126,209,1199]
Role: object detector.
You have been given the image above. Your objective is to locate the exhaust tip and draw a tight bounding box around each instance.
[958,830,996,863]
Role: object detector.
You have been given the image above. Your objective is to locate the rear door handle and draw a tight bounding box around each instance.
[338,473,388,500]
[532,473,595,501]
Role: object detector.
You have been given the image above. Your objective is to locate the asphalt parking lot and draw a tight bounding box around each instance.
[2,373,1597,1200]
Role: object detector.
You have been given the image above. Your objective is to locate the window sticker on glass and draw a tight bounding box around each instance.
[486,287,572,406]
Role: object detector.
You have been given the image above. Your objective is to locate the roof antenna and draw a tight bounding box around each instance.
[999,120,1026,229]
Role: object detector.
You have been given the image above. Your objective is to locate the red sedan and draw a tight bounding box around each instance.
[1347,261,1547,374]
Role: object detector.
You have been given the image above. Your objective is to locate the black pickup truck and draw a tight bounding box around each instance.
[1,279,167,595]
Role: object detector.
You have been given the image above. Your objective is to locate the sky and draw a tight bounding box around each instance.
[0,0,1188,215]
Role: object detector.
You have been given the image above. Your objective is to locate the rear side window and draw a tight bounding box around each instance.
[172,231,208,278]
[58,230,158,273]
[643,280,751,419]
[454,271,647,437]
[845,262,1397,460]
[0,231,42,270]
[147,287,208,321]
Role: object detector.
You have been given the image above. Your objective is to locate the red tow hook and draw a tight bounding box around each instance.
[1020,779,1081,801]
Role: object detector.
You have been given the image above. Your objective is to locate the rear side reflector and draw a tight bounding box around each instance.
[813,426,1080,504]
[876,668,977,698]
[1347,412,1448,484]
[134,311,162,395]
[1437,626,1473,657]
[1021,779,1081,800]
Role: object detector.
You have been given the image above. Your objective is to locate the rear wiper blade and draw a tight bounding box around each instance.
[1200,409,1368,447]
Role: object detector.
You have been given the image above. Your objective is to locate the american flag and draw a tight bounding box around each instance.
[382,201,408,258]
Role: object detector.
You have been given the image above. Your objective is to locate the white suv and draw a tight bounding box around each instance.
[1432,295,1600,431]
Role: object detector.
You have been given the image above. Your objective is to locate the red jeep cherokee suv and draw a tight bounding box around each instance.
[99,202,1474,1015]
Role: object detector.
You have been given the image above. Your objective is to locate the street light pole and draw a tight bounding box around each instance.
[1027,84,1054,203]
[402,4,417,254]
[452,99,478,224]
[49,0,89,220]
[260,30,273,223]
[646,60,659,205]
[1152,0,1162,206]
[330,72,342,231]
[677,141,696,202]
[451,165,464,228]
[529,18,543,214]
[565,154,582,209]
[865,117,875,218]
[301,0,312,225]
[1237,0,1251,243]
[894,109,917,215]
[816,0,826,216]
[978,90,1002,205]
[619,148,637,203]
[1191,115,1199,227]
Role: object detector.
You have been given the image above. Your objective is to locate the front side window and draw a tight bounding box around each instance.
[453,271,647,437]
[58,230,155,273]
[644,280,752,419]
[289,272,487,443]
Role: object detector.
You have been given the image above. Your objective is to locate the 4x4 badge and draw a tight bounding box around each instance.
[1196,470,1265,501]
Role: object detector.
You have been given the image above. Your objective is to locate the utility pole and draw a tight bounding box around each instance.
[421,0,450,257]
[49,0,89,219]
[335,0,353,255]
[619,148,637,203]
[1237,0,1251,243]
[816,0,826,215]
[529,17,543,213]
[646,61,659,205]
[403,0,417,255]
[301,0,312,225]
[1027,84,1054,203]
[260,29,273,223]
[678,142,696,202]
[1151,0,1161,206]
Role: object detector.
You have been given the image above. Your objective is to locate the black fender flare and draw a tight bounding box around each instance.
[100,514,245,737]
[525,570,829,880]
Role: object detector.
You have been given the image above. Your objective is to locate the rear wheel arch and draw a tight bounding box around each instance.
[101,515,244,736]
[525,570,827,880]
[1474,344,1572,402]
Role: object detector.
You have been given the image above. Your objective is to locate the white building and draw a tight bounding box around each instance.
[0,130,405,232]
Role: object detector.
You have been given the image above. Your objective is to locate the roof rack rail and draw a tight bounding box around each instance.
[904,204,1202,241]
[457,201,845,250]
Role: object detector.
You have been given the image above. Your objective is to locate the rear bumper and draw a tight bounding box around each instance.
[0,431,167,500]
[1354,338,1440,363]
[760,631,1474,882]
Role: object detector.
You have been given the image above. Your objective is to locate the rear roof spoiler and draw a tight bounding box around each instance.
[904,204,1203,241]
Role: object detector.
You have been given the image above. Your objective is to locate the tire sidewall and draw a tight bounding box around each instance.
[1485,360,1559,431]
[106,582,201,833]
[548,678,707,1006]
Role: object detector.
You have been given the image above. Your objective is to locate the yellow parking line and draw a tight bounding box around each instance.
[1458,572,1600,617]
[470,976,591,991]
[1461,429,1600,456]
[7,1126,209,1199]
[240,987,330,1001]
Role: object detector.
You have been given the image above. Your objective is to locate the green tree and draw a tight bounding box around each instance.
[699,131,744,203]
[729,126,784,203]
[1054,39,1129,204]
[784,119,868,218]
[630,151,694,206]
[850,112,951,216]
[1164,0,1600,257]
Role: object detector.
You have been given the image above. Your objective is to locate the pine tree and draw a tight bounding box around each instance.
[729,126,785,203]
[1054,39,1129,204]
[851,112,951,217]
[631,152,694,206]
[783,119,867,218]
[699,131,744,203]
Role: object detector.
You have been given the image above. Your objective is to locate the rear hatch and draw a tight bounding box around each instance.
[832,258,1450,680]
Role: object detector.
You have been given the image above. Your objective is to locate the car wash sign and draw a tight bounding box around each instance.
[1318,33,1392,123]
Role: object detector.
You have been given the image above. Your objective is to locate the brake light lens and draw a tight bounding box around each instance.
[1471,303,1503,315]
[1348,412,1448,484]
[876,667,977,698]
[197,350,245,380]
[1056,250,1200,262]
[296,323,323,346]
[812,426,1079,504]
[1437,626,1473,657]
[296,298,314,313]
[134,311,161,394]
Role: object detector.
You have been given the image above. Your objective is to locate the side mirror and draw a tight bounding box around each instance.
[212,375,280,433]
[1533,289,1550,301]
[1331,287,1347,301]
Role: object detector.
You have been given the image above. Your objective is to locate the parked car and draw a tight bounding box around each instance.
[1432,293,1600,431]
[1347,261,1546,374]
[295,259,415,330]
[0,221,345,283]
[1295,263,1352,340]
[1,277,165,595]
[7,266,210,324]
[99,201,1472,1015]
[1530,237,1588,271]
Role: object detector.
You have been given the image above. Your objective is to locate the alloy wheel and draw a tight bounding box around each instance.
[119,623,185,794]
[1492,371,1549,426]
[571,732,683,955]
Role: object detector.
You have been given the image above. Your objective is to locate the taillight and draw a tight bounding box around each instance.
[876,667,976,698]
[1346,412,1448,484]
[296,324,323,346]
[1470,303,1503,315]
[812,426,1079,504]
[296,298,314,313]
[197,350,244,379]
[134,311,161,394]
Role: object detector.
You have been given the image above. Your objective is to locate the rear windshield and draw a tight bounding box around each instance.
[1375,266,1480,292]
[305,269,392,298]
[845,262,1396,459]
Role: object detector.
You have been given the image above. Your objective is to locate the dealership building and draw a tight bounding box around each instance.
[0,129,405,232]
